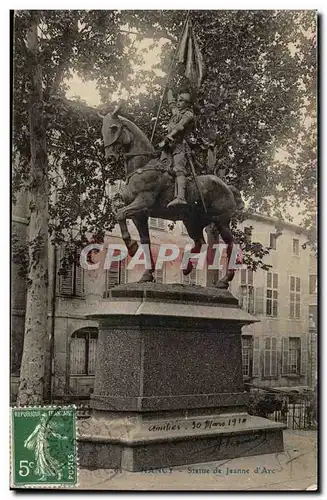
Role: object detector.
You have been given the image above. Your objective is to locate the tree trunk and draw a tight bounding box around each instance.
[17,14,49,405]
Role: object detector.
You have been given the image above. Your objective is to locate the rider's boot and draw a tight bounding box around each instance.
[167,175,187,208]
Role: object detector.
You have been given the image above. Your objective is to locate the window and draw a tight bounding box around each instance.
[266,272,278,317]
[149,218,165,230]
[242,336,253,377]
[309,274,317,295]
[70,329,98,376]
[269,233,277,250]
[282,337,301,376]
[292,238,300,256]
[241,269,253,285]
[59,249,84,297]
[290,276,301,319]
[239,269,254,314]
[182,268,197,285]
[105,260,127,294]
[252,337,260,376]
[264,338,277,377]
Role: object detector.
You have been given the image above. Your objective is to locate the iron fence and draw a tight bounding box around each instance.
[271,398,317,430]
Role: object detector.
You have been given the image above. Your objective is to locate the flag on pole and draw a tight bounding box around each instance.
[176,19,204,89]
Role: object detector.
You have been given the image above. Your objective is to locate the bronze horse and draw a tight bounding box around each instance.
[100,107,244,288]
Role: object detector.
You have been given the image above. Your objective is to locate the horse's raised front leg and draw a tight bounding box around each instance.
[116,194,153,258]
[132,214,155,283]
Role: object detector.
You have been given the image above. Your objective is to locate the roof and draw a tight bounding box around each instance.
[246,212,307,236]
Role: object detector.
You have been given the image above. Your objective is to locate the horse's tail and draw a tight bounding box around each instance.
[209,173,245,213]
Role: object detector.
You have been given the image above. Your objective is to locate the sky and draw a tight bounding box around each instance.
[66,36,166,105]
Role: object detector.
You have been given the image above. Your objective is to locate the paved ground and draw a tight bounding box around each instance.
[78,430,318,491]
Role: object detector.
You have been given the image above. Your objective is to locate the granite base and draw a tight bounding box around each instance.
[78,283,285,471]
[78,410,285,471]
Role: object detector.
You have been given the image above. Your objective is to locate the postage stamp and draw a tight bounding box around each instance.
[11,406,77,488]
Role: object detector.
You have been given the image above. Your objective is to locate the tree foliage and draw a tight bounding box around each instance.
[12,10,316,403]
[13,10,146,253]
[13,10,317,262]
[127,11,316,225]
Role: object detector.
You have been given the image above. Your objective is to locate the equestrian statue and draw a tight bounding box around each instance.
[99,86,244,289]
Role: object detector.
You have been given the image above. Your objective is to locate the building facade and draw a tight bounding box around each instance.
[12,197,317,401]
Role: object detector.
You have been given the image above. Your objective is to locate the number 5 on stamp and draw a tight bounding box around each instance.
[11,406,77,488]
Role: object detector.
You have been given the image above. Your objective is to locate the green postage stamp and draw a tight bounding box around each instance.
[11,406,77,488]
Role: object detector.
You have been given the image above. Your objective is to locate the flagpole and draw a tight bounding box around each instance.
[150,10,191,144]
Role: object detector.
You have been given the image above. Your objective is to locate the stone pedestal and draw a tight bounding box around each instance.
[78,283,285,471]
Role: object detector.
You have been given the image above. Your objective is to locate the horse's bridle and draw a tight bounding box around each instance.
[104,123,159,160]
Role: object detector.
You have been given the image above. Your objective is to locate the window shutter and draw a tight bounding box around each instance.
[60,249,84,297]
[301,337,307,376]
[75,259,84,297]
[60,266,73,295]
[249,287,255,314]
[295,301,301,319]
[290,276,295,291]
[248,270,253,285]
[120,259,127,284]
[271,338,277,376]
[290,300,295,319]
[269,233,277,249]
[282,337,289,375]
[70,338,86,375]
[252,337,260,376]
[264,338,271,377]
[149,217,165,230]
[106,262,120,290]
[149,217,157,228]
[241,269,247,284]
[88,337,97,375]
[309,275,317,294]
[255,287,264,315]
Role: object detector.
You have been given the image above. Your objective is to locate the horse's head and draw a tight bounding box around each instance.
[100,105,130,160]
[100,105,154,168]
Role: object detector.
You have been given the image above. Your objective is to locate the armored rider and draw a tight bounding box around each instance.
[158,89,195,208]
